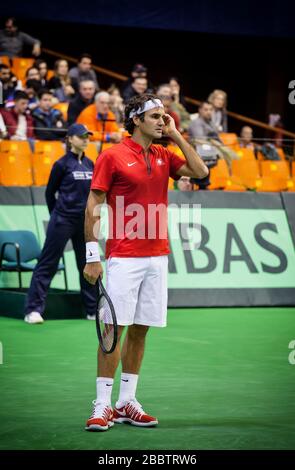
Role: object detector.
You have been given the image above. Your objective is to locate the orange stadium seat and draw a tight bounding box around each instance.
[219,133,240,150]
[276,148,286,160]
[85,143,99,163]
[0,140,32,158]
[11,57,34,82]
[33,141,65,185]
[53,102,69,121]
[34,141,65,160]
[232,160,261,189]
[47,70,54,80]
[259,161,290,191]
[0,56,10,66]
[235,147,256,160]
[292,161,295,177]
[0,152,33,186]
[208,159,230,189]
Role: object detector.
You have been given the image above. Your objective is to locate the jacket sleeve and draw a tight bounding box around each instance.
[45,161,64,213]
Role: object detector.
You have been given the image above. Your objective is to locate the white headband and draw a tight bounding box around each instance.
[129,99,163,118]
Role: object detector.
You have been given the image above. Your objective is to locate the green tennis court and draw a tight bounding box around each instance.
[0,307,295,450]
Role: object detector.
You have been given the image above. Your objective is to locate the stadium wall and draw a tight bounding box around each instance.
[0,187,295,307]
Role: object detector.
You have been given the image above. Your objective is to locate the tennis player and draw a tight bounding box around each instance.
[83,93,208,431]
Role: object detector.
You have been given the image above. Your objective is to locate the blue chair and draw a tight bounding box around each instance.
[0,230,68,290]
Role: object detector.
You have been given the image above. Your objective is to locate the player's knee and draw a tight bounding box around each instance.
[128,324,149,341]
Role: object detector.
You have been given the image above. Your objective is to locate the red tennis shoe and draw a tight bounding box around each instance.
[113,399,158,427]
[85,401,114,431]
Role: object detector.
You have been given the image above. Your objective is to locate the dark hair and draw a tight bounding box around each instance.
[14,91,29,101]
[0,64,10,71]
[34,59,47,68]
[198,101,212,111]
[25,66,39,78]
[26,79,42,93]
[124,93,161,134]
[5,17,17,27]
[38,88,53,99]
[78,53,92,63]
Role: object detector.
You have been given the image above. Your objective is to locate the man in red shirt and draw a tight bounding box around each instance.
[83,93,208,431]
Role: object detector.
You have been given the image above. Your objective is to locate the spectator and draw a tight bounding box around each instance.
[69,53,99,91]
[121,63,151,94]
[0,17,41,58]
[48,60,75,103]
[122,76,148,103]
[239,126,255,149]
[24,79,42,111]
[157,84,180,130]
[77,91,121,144]
[169,77,191,132]
[108,84,124,125]
[67,80,96,125]
[25,66,41,82]
[34,59,49,87]
[1,90,35,140]
[208,89,228,132]
[177,176,194,191]
[0,113,8,139]
[32,89,67,140]
[189,101,238,168]
[0,64,22,107]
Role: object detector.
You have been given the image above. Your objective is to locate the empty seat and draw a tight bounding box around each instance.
[33,141,65,185]
[0,56,10,66]
[232,160,261,189]
[0,152,33,186]
[34,140,65,159]
[208,159,230,189]
[0,140,32,158]
[219,133,239,150]
[236,147,256,160]
[258,161,289,191]
[12,57,34,82]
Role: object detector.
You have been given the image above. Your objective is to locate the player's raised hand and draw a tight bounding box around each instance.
[162,113,178,136]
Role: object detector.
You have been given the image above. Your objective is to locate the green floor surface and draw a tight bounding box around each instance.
[0,308,295,450]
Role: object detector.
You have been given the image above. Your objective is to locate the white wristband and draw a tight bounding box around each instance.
[86,241,101,263]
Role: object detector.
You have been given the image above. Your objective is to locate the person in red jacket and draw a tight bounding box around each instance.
[1,91,35,140]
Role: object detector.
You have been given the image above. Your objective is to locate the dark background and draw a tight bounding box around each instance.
[1,0,295,139]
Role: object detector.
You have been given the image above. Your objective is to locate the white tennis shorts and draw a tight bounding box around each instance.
[106,255,168,327]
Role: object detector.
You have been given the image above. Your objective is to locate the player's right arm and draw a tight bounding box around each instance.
[83,189,106,285]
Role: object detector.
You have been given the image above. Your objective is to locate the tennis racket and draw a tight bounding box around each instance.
[96,276,118,354]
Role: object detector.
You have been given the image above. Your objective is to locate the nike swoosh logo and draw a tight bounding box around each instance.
[121,379,129,382]
[115,408,127,416]
[106,384,113,387]
[127,162,137,167]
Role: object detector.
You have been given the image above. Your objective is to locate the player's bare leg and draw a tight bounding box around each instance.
[97,325,125,377]
[121,324,149,373]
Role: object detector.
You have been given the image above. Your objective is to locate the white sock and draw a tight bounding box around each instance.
[116,373,139,408]
[96,377,114,405]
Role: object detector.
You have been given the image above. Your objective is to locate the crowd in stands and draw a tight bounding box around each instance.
[0,16,293,192]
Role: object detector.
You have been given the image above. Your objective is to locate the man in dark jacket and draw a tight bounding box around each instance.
[32,89,67,140]
[67,80,96,125]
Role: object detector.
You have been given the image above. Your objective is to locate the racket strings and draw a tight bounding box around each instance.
[98,294,115,351]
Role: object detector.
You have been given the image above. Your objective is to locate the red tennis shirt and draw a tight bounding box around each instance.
[91,137,185,258]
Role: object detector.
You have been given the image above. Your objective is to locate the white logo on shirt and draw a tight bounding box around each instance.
[127,162,137,167]
[72,171,93,180]
[156,158,164,165]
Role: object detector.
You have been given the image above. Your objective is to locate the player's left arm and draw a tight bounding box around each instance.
[163,114,209,178]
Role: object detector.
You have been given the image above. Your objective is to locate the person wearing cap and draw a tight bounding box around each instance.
[83,93,208,431]
[24,124,97,324]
